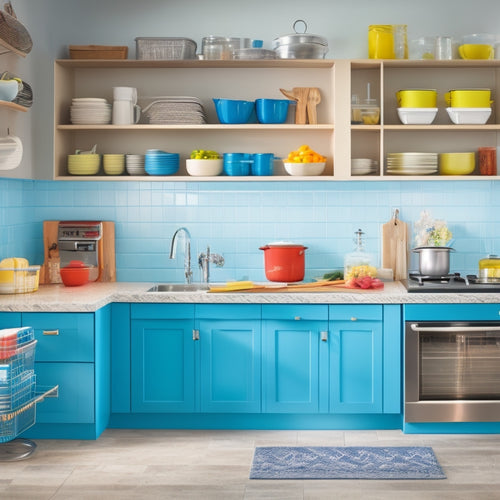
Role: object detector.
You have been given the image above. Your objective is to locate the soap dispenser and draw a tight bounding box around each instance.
[344,228,373,279]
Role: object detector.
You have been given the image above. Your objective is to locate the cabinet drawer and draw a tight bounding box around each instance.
[131,303,195,320]
[0,312,21,329]
[262,305,328,321]
[329,305,382,321]
[34,362,94,423]
[195,304,260,320]
[23,313,94,362]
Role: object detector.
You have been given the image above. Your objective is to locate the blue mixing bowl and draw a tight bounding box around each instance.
[213,99,255,124]
[255,99,290,124]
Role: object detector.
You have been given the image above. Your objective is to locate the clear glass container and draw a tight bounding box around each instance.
[344,229,373,278]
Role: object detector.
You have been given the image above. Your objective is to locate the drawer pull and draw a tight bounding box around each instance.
[350,317,357,322]
[192,329,200,341]
[43,329,60,336]
[321,331,328,342]
[294,316,301,321]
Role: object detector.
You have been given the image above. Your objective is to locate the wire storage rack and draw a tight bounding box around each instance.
[0,327,58,461]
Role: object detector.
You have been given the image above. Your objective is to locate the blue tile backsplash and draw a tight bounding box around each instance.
[1,178,499,283]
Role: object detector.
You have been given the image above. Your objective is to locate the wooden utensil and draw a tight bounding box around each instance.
[381,209,408,281]
[280,87,310,124]
[306,87,321,124]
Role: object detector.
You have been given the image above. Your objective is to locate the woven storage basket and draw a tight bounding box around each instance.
[0,3,32,56]
[136,37,197,60]
[69,45,128,59]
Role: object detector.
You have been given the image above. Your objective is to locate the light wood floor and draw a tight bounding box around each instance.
[1,429,500,499]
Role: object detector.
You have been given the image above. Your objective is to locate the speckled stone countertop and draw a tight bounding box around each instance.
[0,281,499,312]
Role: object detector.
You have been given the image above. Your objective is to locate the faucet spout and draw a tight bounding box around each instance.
[170,227,192,284]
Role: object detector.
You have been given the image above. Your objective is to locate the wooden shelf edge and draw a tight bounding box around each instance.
[0,101,29,112]
[56,124,334,131]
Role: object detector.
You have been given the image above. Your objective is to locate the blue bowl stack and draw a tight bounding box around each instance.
[145,150,180,175]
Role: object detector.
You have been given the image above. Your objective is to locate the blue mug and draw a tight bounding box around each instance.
[251,153,274,176]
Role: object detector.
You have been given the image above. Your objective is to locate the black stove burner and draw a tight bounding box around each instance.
[404,272,500,293]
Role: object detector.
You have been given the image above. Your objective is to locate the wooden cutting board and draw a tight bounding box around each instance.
[381,210,408,281]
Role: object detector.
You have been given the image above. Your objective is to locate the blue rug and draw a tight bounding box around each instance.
[250,446,446,480]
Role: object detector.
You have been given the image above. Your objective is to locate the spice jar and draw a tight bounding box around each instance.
[478,147,497,175]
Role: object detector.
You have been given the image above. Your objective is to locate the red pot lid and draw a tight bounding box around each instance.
[260,241,307,249]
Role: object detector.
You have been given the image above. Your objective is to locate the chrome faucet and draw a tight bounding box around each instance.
[198,246,224,283]
[169,227,193,284]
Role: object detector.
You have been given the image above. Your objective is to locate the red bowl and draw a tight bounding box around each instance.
[60,266,90,286]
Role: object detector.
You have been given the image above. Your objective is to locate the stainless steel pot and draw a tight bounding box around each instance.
[272,20,328,59]
[412,246,455,276]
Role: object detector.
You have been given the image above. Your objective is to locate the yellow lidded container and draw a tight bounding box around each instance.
[479,255,500,279]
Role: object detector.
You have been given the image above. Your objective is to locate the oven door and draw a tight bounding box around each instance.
[405,322,500,422]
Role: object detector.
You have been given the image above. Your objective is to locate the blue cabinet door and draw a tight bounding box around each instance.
[131,318,196,413]
[262,319,328,413]
[197,305,261,413]
[329,306,383,413]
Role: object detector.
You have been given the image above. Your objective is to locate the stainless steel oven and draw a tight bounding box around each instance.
[405,321,500,422]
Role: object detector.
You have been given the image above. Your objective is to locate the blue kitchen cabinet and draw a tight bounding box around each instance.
[0,312,21,329]
[21,308,111,439]
[130,304,196,413]
[262,305,329,413]
[329,305,384,413]
[196,304,261,413]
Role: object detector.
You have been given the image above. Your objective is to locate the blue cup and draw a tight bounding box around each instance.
[223,153,253,176]
[255,99,290,124]
[251,153,274,176]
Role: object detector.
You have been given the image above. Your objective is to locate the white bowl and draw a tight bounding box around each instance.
[284,162,326,176]
[397,107,438,125]
[446,107,492,124]
[186,159,223,176]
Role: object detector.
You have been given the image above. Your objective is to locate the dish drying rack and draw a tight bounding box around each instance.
[0,327,58,461]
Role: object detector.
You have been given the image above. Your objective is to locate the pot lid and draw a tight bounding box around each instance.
[272,19,328,48]
[412,246,455,252]
[261,241,307,248]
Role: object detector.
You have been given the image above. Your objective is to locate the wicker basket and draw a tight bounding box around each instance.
[135,37,197,60]
[69,45,128,60]
[0,3,32,56]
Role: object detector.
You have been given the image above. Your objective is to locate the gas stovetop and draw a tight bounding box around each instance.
[403,272,500,293]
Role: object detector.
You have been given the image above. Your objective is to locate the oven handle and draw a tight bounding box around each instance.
[410,323,500,333]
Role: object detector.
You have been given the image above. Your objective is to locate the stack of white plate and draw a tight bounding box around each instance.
[70,98,112,124]
[126,154,146,175]
[386,152,438,175]
[142,97,207,124]
[351,158,378,176]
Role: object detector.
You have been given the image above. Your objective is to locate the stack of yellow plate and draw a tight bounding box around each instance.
[67,154,100,175]
[103,154,125,175]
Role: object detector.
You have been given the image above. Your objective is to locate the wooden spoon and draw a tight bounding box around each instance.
[280,87,310,124]
[306,87,321,124]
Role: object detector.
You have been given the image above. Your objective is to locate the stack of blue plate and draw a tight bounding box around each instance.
[145,149,180,175]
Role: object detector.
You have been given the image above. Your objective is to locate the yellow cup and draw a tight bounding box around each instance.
[396,89,437,108]
[368,25,395,59]
[445,89,492,108]
[458,43,493,59]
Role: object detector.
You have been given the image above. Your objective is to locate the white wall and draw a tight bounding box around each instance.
[2,0,500,179]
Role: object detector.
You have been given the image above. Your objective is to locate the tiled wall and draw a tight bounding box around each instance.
[1,178,499,282]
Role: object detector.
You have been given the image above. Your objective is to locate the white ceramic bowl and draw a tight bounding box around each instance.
[397,107,438,125]
[283,162,326,176]
[446,107,492,124]
[186,159,223,176]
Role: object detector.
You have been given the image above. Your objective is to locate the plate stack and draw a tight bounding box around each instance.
[145,150,179,175]
[351,158,378,176]
[126,154,146,175]
[386,152,438,175]
[70,98,112,124]
[142,97,207,124]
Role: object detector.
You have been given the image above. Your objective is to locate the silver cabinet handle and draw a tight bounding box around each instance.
[321,331,328,342]
[410,323,500,333]
[294,316,301,321]
[192,329,200,341]
[43,329,59,336]
[350,317,357,321]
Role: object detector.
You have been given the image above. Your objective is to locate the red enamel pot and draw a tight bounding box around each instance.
[259,242,308,282]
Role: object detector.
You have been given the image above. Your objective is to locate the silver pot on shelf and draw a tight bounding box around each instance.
[412,246,455,276]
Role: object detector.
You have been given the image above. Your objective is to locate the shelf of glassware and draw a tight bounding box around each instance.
[350,59,500,180]
[53,59,336,181]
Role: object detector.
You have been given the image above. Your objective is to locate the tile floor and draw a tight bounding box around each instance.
[1,429,500,499]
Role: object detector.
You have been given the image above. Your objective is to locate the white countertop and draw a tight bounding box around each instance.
[0,281,499,312]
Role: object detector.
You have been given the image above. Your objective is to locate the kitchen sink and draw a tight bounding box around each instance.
[147,283,210,292]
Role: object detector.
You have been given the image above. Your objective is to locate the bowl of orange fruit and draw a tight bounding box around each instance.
[283,145,326,176]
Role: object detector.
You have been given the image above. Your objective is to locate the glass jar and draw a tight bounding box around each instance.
[344,229,373,278]
[479,255,500,279]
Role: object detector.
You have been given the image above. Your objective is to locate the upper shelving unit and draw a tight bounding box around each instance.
[54,58,500,181]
